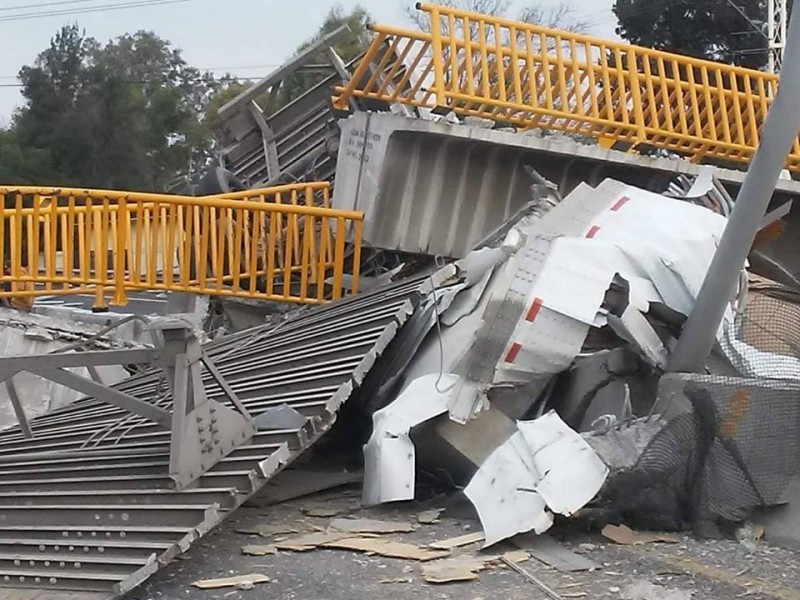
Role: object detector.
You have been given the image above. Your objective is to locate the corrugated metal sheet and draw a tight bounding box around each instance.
[0,278,423,599]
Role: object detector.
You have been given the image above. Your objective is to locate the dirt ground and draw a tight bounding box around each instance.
[126,468,800,600]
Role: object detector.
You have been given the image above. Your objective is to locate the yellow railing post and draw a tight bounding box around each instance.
[350,219,363,295]
[428,3,448,111]
[111,198,128,306]
[626,48,647,145]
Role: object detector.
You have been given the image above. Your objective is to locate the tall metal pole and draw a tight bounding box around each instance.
[668,0,800,373]
[770,0,776,74]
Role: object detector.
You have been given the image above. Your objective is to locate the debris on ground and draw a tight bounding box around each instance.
[421,556,492,583]
[273,531,355,552]
[418,508,446,524]
[430,532,486,550]
[321,537,451,561]
[602,524,681,546]
[514,533,599,571]
[329,517,416,533]
[502,555,564,599]
[241,544,278,556]
[191,573,271,589]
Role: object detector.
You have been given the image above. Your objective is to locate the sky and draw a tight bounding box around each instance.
[0,0,619,124]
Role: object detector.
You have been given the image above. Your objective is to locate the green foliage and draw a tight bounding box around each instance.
[205,80,249,134]
[3,24,220,192]
[613,0,783,69]
[1,7,374,191]
[270,5,372,112]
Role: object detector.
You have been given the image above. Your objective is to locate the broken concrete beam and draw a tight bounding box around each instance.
[333,112,800,258]
[434,407,517,467]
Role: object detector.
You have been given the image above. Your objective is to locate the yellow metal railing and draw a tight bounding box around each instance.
[0,182,363,307]
[333,3,798,170]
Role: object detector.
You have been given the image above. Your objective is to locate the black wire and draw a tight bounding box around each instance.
[0,0,192,22]
[0,0,98,12]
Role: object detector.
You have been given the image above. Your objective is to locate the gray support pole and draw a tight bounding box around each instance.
[668,1,800,373]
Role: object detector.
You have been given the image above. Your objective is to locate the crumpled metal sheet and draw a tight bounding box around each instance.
[362,374,457,506]
[464,411,608,546]
[494,184,727,383]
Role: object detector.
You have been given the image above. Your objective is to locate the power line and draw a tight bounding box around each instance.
[0,0,192,22]
[0,0,98,12]
[721,0,767,38]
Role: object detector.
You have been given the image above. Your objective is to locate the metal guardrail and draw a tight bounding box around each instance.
[0,182,363,307]
[333,3,800,170]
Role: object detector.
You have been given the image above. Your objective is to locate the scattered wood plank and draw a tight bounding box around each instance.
[429,532,485,550]
[512,533,598,572]
[241,544,278,556]
[380,577,413,584]
[321,537,451,561]
[602,524,680,546]
[422,556,489,583]
[274,531,354,552]
[191,573,271,590]
[501,550,531,564]
[329,517,415,534]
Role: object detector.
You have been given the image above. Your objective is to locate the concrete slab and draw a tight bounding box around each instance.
[333,113,800,258]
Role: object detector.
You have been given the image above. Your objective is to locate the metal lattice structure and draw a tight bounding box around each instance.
[0,183,362,308]
[0,277,421,598]
[769,0,788,73]
[332,3,800,170]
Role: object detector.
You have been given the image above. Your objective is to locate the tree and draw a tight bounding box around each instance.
[519,1,588,33]
[270,5,372,112]
[613,0,772,69]
[204,79,249,134]
[7,24,220,191]
[405,0,588,34]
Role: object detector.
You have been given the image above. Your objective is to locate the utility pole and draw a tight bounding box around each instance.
[768,0,788,73]
[667,0,800,373]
